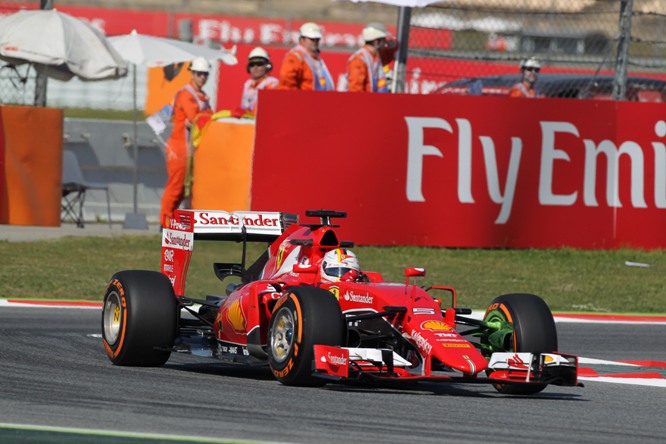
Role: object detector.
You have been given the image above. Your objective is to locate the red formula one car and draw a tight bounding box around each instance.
[102,210,581,394]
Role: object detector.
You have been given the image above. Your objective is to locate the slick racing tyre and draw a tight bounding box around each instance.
[102,270,178,366]
[268,286,345,386]
[483,293,558,395]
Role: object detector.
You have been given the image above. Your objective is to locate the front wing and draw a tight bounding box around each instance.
[313,345,581,388]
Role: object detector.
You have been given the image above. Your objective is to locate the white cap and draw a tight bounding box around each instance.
[299,22,323,39]
[190,56,211,73]
[248,47,270,62]
[362,23,389,42]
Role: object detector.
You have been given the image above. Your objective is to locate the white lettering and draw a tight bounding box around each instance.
[653,120,666,208]
[198,19,217,41]
[327,352,348,366]
[539,121,579,206]
[584,139,646,208]
[260,23,282,44]
[457,118,474,203]
[405,117,449,202]
[406,116,666,225]
[163,249,174,262]
[480,135,522,224]
[343,291,373,304]
[410,329,433,355]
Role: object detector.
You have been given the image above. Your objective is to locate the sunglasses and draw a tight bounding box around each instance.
[524,67,540,73]
[248,62,267,68]
[193,71,209,77]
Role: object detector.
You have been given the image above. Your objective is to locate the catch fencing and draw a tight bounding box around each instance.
[0,1,32,106]
[406,0,666,95]
[1,1,665,107]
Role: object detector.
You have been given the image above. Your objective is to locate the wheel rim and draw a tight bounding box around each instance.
[270,307,295,364]
[103,291,122,345]
[483,309,515,353]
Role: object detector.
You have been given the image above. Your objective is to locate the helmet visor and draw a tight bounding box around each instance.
[324,267,354,278]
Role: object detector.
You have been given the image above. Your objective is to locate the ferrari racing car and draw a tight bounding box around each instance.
[102,209,581,394]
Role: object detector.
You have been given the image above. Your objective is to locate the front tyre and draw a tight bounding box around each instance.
[483,293,557,395]
[268,286,345,386]
[102,270,177,366]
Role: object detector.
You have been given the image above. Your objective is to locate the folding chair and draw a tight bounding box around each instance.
[61,151,112,228]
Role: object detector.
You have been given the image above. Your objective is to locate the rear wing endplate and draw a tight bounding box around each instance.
[161,210,297,295]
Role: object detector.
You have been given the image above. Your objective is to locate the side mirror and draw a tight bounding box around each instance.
[405,267,425,284]
[340,269,359,282]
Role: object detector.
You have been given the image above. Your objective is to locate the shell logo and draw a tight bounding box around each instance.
[421,320,452,331]
[215,311,224,334]
[226,300,246,333]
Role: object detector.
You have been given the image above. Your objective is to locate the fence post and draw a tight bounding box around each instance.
[392,6,412,94]
[612,0,633,101]
[34,0,54,107]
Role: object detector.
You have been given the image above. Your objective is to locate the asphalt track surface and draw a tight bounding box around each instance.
[0,307,664,444]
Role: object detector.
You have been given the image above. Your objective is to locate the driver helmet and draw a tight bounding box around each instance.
[320,248,360,282]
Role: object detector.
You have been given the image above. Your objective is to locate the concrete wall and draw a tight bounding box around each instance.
[64,118,168,224]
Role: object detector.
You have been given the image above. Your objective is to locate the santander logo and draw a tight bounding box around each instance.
[343,291,373,304]
[164,232,192,249]
[195,212,279,227]
[326,352,348,366]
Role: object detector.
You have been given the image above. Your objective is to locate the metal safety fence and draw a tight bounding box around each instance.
[405,0,666,98]
[2,0,665,107]
[0,1,34,105]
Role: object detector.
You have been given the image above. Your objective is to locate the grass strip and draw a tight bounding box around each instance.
[1,235,664,313]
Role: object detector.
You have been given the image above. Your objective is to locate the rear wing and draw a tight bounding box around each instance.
[161,210,298,295]
[167,209,297,241]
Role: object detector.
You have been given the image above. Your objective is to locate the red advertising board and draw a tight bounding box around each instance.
[0,3,455,111]
[0,3,450,51]
[251,90,666,249]
[0,106,4,222]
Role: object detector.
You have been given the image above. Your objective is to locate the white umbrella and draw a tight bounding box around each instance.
[411,12,466,30]
[348,0,442,6]
[108,30,237,68]
[0,9,127,81]
[107,30,238,229]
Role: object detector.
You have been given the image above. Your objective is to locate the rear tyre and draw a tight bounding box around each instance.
[268,286,345,386]
[102,270,178,366]
[483,293,557,395]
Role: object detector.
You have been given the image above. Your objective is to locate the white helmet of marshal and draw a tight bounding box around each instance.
[190,56,211,73]
[320,248,360,282]
[248,47,270,62]
[520,56,541,70]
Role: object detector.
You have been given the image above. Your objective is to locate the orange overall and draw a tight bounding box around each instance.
[277,45,333,91]
[509,81,539,98]
[346,46,389,93]
[160,83,211,226]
